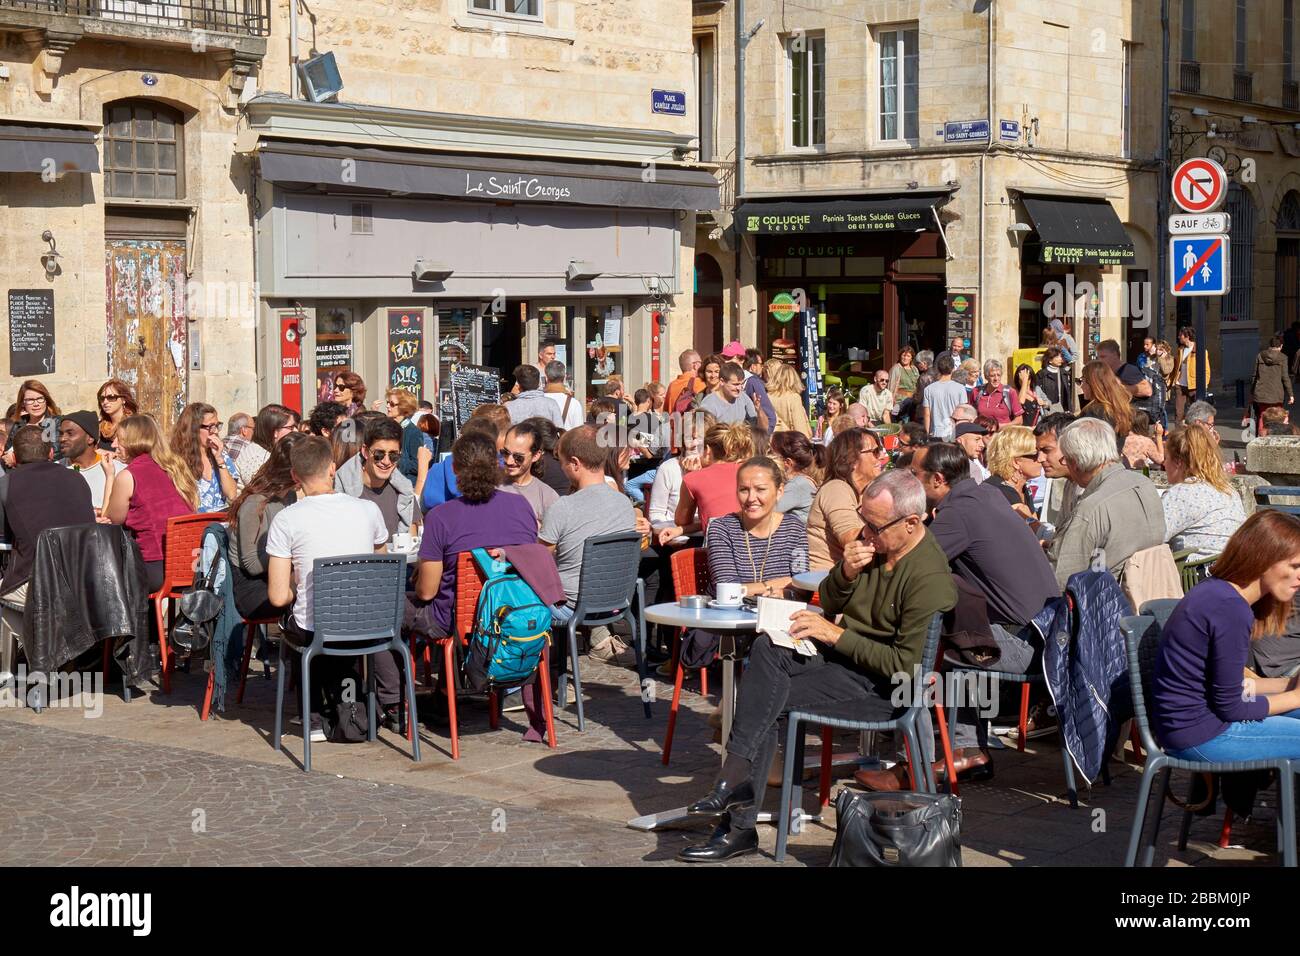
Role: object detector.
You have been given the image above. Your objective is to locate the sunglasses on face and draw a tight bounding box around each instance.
[335,382,350,391]
[101,394,122,402]
[504,451,530,465]
[369,450,400,464]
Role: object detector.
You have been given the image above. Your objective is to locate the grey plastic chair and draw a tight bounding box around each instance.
[1119,614,1296,867]
[272,554,420,772]
[775,612,944,862]
[554,531,647,731]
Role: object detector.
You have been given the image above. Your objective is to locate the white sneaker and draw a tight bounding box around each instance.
[589,636,637,668]
[308,716,327,743]
[502,690,526,713]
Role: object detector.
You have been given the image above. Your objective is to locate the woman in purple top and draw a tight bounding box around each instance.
[1152,510,1300,762]
[406,429,537,639]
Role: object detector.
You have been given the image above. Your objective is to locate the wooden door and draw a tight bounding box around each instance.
[105,239,188,433]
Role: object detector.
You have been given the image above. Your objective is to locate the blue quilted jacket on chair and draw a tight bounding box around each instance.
[1031,570,1133,784]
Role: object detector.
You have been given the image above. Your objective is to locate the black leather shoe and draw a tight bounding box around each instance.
[677,821,760,862]
[686,780,755,816]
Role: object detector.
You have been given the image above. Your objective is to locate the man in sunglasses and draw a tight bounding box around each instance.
[334,417,416,538]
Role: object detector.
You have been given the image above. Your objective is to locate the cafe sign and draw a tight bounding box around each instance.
[1039,243,1136,266]
[768,291,799,323]
[740,197,941,235]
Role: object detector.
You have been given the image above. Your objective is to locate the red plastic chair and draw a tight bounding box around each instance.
[196,614,283,720]
[661,547,714,765]
[440,551,557,760]
[152,513,225,696]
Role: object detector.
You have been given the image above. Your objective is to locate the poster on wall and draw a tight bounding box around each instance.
[799,306,823,417]
[538,306,565,344]
[945,293,976,355]
[387,308,424,399]
[315,307,353,404]
[279,312,303,414]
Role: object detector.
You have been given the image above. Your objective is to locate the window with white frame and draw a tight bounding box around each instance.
[878,26,919,142]
[470,0,540,17]
[787,33,825,149]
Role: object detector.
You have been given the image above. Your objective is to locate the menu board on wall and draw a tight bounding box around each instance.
[538,306,565,344]
[945,293,976,355]
[8,289,56,376]
[450,364,501,431]
[315,307,353,404]
[437,308,474,387]
[279,312,303,414]
[387,308,424,399]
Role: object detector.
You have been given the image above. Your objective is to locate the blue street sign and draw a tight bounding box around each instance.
[999,119,1020,142]
[944,120,989,143]
[1169,234,1230,297]
[652,90,687,115]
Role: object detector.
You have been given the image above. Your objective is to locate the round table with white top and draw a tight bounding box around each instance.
[628,598,822,832]
[790,570,829,593]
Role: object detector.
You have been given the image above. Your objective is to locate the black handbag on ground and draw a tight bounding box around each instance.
[172,550,222,653]
[830,789,962,867]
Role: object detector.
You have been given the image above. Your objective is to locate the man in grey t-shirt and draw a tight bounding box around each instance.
[539,424,640,666]
[922,353,967,440]
[699,362,757,426]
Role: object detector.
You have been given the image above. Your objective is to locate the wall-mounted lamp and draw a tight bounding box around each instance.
[1190,107,1211,117]
[412,259,453,282]
[40,230,61,278]
[565,260,601,282]
[1241,115,1260,125]
[1007,222,1032,248]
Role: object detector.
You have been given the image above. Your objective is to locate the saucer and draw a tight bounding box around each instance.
[708,599,750,611]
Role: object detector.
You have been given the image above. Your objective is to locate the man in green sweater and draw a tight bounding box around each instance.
[678,469,957,862]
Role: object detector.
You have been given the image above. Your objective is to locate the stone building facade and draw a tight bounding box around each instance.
[1169,0,1300,391]
[1,1,711,427]
[693,0,1164,398]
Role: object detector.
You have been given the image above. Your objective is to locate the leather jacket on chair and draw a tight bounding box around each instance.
[23,524,150,684]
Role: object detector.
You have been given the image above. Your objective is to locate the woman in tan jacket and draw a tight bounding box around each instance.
[763,359,813,436]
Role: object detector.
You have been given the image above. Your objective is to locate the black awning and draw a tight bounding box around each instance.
[738,194,948,235]
[257,140,719,211]
[0,123,99,175]
[1021,195,1135,266]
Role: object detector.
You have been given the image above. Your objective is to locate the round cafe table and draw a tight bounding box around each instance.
[790,570,828,593]
[627,599,821,832]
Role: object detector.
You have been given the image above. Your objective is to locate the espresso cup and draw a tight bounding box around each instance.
[715,583,745,607]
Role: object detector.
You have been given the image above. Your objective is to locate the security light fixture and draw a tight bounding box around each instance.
[412,259,453,282]
[1241,115,1259,125]
[565,260,601,283]
[40,230,60,278]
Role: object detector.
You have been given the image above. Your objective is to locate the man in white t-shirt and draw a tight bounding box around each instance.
[58,411,124,514]
[543,360,584,430]
[268,436,389,740]
[922,353,968,440]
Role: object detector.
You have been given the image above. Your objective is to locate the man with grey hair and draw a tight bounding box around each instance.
[677,469,956,861]
[1049,417,1165,588]
[543,360,584,430]
[950,403,978,430]
[1184,400,1220,445]
[224,412,253,461]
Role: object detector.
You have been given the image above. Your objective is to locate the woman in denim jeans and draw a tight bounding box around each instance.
[1152,510,1300,763]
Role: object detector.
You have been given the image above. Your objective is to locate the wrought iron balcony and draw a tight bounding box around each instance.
[1285,80,1299,112]
[0,0,270,37]
[1234,71,1253,103]
[1178,60,1200,93]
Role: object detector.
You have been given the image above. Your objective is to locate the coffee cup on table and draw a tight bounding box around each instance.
[715,583,745,607]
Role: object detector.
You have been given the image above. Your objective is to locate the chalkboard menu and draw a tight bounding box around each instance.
[8,289,56,376]
[945,293,976,355]
[387,308,424,399]
[450,364,501,431]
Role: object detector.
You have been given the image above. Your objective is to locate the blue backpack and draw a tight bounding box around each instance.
[461,548,552,692]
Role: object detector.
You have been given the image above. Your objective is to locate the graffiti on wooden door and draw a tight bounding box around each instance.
[106,240,187,433]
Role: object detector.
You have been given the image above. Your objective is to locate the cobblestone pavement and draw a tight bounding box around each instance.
[0,648,1286,867]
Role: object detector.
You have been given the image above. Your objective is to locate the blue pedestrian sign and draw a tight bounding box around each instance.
[1169,234,1230,297]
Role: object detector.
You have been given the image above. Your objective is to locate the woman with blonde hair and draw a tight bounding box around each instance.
[763,360,812,436]
[657,421,755,543]
[1079,360,1134,453]
[106,414,199,593]
[1161,425,1246,559]
[172,402,240,513]
[984,425,1042,517]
